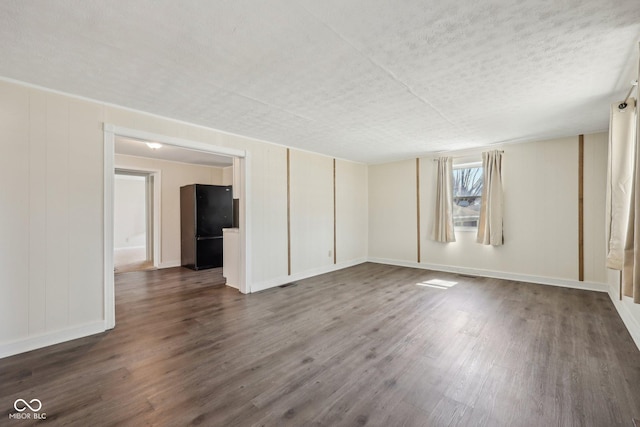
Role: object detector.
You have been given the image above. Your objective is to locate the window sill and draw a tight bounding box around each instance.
[455,227,478,233]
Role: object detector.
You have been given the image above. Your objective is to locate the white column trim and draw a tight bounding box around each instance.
[240,152,252,294]
[104,128,116,329]
[103,124,246,158]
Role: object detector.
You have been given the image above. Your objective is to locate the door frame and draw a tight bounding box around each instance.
[114,168,161,269]
[103,124,251,330]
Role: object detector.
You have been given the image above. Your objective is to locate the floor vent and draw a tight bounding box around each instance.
[417,279,458,290]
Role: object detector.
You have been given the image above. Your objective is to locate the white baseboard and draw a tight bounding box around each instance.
[250,257,367,293]
[114,245,145,251]
[607,283,640,351]
[367,257,608,293]
[158,260,181,269]
[0,321,106,359]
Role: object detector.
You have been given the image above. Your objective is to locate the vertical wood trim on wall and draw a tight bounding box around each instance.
[620,274,623,301]
[578,135,584,282]
[416,158,421,263]
[287,148,291,276]
[333,158,337,265]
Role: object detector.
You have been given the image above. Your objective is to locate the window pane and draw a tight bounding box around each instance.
[453,167,482,228]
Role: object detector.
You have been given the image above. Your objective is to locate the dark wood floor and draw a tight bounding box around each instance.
[2,263,640,426]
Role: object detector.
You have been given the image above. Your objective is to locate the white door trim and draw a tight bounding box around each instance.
[114,168,162,269]
[103,124,251,331]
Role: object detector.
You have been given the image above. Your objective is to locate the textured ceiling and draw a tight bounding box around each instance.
[115,137,233,167]
[0,1,639,163]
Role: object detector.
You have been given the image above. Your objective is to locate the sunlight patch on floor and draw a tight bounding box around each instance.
[417,279,458,290]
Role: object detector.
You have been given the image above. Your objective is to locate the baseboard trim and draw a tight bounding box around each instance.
[158,260,181,269]
[114,245,145,251]
[251,257,367,293]
[367,257,608,293]
[0,321,106,359]
[607,283,640,351]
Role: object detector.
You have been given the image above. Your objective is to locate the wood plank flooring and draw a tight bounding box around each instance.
[2,263,640,426]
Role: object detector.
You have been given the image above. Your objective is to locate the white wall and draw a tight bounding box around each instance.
[0,79,369,356]
[368,159,417,262]
[250,144,289,287]
[0,88,104,346]
[251,149,369,291]
[336,159,368,263]
[583,133,607,284]
[114,154,224,267]
[114,174,146,249]
[369,134,608,289]
[222,166,233,186]
[290,150,334,273]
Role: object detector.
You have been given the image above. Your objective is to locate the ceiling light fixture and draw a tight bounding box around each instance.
[146,142,162,149]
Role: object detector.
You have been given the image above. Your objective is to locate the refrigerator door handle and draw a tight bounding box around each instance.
[196,236,223,241]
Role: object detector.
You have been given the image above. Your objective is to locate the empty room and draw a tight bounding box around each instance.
[1,1,640,426]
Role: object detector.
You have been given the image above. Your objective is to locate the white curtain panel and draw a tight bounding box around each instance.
[606,100,637,270]
[623,94,640,302]
[622,45,640,302]
[431,157,456,243]
[476,150,504,245]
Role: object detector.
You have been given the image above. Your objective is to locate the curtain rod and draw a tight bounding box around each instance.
[619,80,638,110]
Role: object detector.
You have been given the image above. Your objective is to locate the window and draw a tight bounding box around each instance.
[453,163,483,229]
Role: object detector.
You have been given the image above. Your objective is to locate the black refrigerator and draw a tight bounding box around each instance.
[180,184,233,270]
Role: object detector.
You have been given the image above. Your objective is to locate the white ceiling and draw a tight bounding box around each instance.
[115,137,233,167]
[0,1,638,163]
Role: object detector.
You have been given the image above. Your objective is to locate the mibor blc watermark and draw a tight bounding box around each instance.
[8,399,46,420]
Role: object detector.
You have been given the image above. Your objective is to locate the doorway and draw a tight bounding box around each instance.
[113,170,156,273]
[103,124,250,330]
